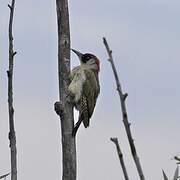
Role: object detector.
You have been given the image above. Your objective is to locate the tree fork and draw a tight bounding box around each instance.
[103,37,145,180]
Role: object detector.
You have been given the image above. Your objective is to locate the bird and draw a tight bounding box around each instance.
[68,49,100,136]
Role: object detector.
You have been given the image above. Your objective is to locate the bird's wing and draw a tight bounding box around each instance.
[81,69,100,127]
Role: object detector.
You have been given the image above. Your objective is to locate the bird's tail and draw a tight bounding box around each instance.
[72,96,90,136]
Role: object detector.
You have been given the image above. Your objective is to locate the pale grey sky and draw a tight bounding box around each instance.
[1,0,180,180]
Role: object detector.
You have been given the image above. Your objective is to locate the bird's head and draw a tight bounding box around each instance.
[71,49,100,72]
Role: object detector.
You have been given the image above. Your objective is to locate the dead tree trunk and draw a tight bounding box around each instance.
[7,1,17,180]
[55,0,76,180]
[103,37,145,180]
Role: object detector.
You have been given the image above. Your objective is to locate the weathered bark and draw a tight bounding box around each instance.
[103,37,145,180]
[7,1,17,180]
[55,0,76,180]
[110,138,129,180]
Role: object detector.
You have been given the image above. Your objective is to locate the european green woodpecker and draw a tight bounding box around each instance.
[68,49,100,136]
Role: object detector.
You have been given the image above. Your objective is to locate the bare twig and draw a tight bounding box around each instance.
[56,0,76,180]
[7,1,17,180]
[173,166,179,180]
[162,170,169,180]
[0,173,10,180]
[174,156,180,164]
[103,37,145,180]
[110,138,129,180]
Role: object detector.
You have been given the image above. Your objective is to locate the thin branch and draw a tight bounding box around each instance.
[173,166,179,180]
[56,0,76,180]
[174,156,180,164]
[7,1,17,180]
[0,173,10,180]
[103,37,145,180]
[110,138,129,180]
[162,170,169,180]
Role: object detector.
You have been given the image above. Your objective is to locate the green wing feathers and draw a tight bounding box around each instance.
[81,69,100,127]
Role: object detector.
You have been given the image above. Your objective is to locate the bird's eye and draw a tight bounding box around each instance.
[88,56,91,59]
[85,55,91,60]
[82,54,91,63]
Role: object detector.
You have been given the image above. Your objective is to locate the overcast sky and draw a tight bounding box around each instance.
[1,0,180,180]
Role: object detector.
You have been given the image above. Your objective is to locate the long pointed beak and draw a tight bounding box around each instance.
[71,49,83,60]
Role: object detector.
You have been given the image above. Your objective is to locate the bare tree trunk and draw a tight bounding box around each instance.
[110,138,129,180]
[103,37,145,180]
[55,0,76,180]
[7,1,17,180]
